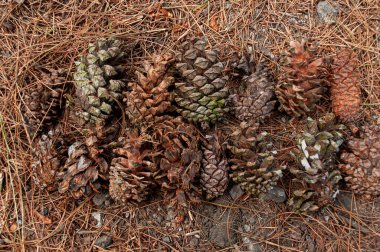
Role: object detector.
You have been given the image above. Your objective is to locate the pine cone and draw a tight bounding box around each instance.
[109,131,160,202]
[201,134,229,200]
[23,67,66,136]
[289,114,345,212]
[152,117,202,215]
[330,49,362,122]
[276,40,330,117]
[339,125,380,198]
[229,67,276,123]
[125,53,174,125]
[32,126,70,191]
[174,37,229,126]
[230,151,284,196]
[224,122,285,196]
[57,135,109,198]
[73,38,125,126]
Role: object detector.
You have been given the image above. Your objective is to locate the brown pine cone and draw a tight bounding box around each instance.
[23,67,66,136]
[275,39,330,117]
[201,134,229,200]
[108,116,202,216]
[230,151,285,196]
[32,125,70,191]
[287,189,320,213]
[289,114,345,213]
[152,117,202,215]
[109,131,160,202]
[229,66,276,124]
[125,53,174,125]
[339,125,380,198]
[223,121,260,158]
[223,122,285,197]
[57,135,109,199]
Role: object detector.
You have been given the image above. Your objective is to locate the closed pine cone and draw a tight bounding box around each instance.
[23,67,66,136]
[201,134,229,200]
[276,39,330,117]
[330,49,362,122]
[73,38,125,126]
[174,37,229,126]
[339,125,380,198]
[125,53,174,125]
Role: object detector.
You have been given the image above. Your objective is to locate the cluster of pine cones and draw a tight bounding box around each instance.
[26,37,379,217]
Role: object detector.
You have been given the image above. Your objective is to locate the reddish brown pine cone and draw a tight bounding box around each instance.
[330,49,362,122]
[125,53,174,125]
[109,116,202,220]
[152,117,202,210]
[109,131,160,202]
[276,39,330,117]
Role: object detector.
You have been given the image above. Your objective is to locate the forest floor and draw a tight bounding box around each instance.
[1,0,379,251]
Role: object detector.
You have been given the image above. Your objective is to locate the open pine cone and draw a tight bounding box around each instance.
[330,49,362,122]
[174,37,229,126]
[152,117,202,212]
[229,66,276,124]
[57,135,109,199]
[109,131,161,202]
[339,125,380,198]
[32,125,70,191]
[276,39,330,117]
[223,122,285,197]
[201,134,229,200]
[125,53,174,125]
[289,114,345,212]
[222,121,260,158]
[109,116,202,218]
[73,38,125,126]
[23,67,67,136]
